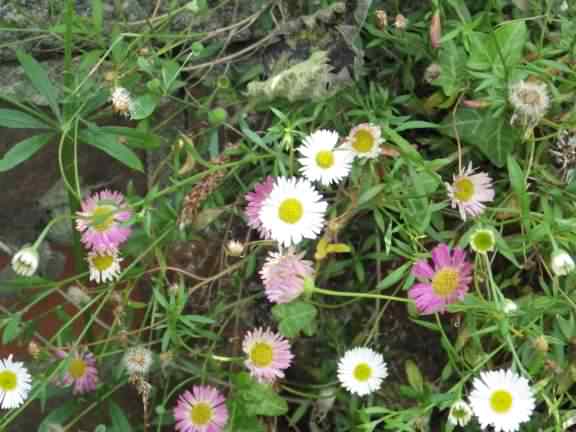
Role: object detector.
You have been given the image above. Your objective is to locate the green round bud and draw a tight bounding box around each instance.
[208,108,228,126]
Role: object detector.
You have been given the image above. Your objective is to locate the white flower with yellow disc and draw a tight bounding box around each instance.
[298,129,354,186]
[337,347,388,396]
[259,177,327,247]
[87,250,123,284]
[0,355,32,409]
[468,369,535,432]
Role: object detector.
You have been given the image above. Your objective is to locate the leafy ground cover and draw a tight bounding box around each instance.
[1,0,576,431]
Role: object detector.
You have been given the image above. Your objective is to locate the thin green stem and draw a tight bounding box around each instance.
[310,286,410,303]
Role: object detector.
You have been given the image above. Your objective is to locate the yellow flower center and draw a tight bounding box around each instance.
[249,342,274,368]
[352,130,375,153]
[315,150,335,169]
[91,253,114,272]
[353,363,373,382]
[490,389,513,414]
[0,370,17,391]
[190,402,213,426]
[278,198,303,224]
[91,205,116,232]
[68,358,87,379]
[453,177,475,202]
[431,267,460,297]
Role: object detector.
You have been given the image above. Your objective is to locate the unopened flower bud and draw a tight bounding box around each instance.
[551,249,575,276]
[394,14,407,30]
[375,10,388,30]
[430,11,442,49]
[448,400,473,427]
[533,335,549,353]
[225,240,244,257]
[12,245,39,277]
[28,341,41,359]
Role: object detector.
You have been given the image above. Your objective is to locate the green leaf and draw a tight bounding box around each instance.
[377,262,411,290]
[233,373,288,417]
[109,400,132,432]
[507,155,529,224]
[92,0,103,35]
[98,126,162,149]
[81,128,143,172]
[0,133,51,172]
[131,94,159,120]
[442,108,522,167]
[435,40,467,97]
[272,301,317,337]
[0,109,50,129]
[16,50,61,119]
[467,22,527,71]
[2,314,22,344]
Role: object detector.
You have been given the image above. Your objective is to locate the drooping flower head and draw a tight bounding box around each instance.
[173,385,229,432]
[448,400,473,427]
[550,249,575,276]
[297,129,354,186]
[244,176,274,238]
[11,245,39,277]
[409,243,472,314]
[0,355,32,409]
[337,347,388,396]
[509,80,549,128]
[468,369,535,432]
[446,163,495,221]
[243,327,293,383]
[344,123,383,159]
[56,349,99,395]
[76,190,132,253]
[260,249,314,304]
[259,177,327,247]
[87,249,123,284]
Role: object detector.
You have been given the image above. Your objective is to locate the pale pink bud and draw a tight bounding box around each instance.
[430,11,442,49]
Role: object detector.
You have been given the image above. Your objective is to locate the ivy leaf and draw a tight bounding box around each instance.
[442,108,522,167]
[131,94,159,120]
[232,372,288,417]
[435,40,467,97]
[272,301,317,337]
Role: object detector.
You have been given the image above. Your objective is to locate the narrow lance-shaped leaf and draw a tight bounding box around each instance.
[16,50,61,120]
[0,134,52,172]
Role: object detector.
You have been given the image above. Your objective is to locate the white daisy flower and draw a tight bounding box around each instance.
[87,250,123,284]
[448,400,473,427]
[11,245,39,277]
[468,369,535,432]
[337,347,388,396]
[344,123,383,159]
[259,177,328,247]
[0,355,32,409]
[446,163,495,221]
[298,129,354,186]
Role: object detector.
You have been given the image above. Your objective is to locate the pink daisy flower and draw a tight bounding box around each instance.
[260,249,314,304]
[245,177,274,238]
[56,349,99,394]
[409,243,472,315]
[243,327,293,383]
[76,190,132,252]
[446,163,495,221]
[173,385,228,432]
